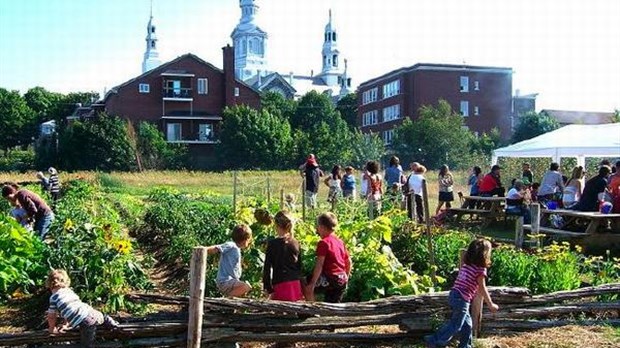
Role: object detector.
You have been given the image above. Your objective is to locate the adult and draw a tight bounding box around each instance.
[466,166,482,208]
[478,165,505,197]
[537,162,564,203]
[405,164,426,223]
[2,184,55,239]
[302,155,324,209]
[522,162,534,184]
[573,166,612,212]
[436,165,454,215]
[562,166,585,209]
[505,180,531,224]
[384,156,404,187]
[607,161,620,213]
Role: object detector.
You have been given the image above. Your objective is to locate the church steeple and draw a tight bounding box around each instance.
[320,9,342,86]
[142,0,161,73]
[231,0,269,81]
[339,59,352,97]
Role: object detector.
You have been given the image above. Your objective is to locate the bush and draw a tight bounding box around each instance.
[0,149,35,172]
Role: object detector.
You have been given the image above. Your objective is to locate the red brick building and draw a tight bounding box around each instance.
[92,45,260,167]
[357,63,513,143]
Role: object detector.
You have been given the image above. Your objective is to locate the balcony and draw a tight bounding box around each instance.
[162,87,193,101]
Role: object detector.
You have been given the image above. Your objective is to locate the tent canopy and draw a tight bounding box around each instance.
[492,123,620,167]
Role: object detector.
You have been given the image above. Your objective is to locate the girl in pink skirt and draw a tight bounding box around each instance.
[262,211,304,301]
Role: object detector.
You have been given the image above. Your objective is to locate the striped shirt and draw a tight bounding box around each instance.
[452,264,487,302]
[48,288,94,328]
[49,174,60,193]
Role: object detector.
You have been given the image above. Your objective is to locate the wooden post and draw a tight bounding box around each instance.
[187,247,207,348]
[232,171,238,215]
[514,216,524,249]
[421,179,438,287]
[531,203,541,247]
[302,177,306,222]
[267,177,271,204]
[280,188,285,210]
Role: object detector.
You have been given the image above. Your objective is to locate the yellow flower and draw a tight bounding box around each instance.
[63,219,75,231]
[113,240,132,255]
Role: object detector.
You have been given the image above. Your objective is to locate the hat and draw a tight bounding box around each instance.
[491,165,501,172]
[306,154,318,167]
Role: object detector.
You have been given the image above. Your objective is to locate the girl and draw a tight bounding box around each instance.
[562,166,585,209]
[425,239,499,348]
[341,166,357,200]
[366,161,383,216]
[46,269,119,348]
[466,166,482,209]
[325,165,343,203]
[436,165,454,215]
[262,211,303,301]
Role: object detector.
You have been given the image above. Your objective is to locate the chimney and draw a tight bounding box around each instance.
[223,44,236,106]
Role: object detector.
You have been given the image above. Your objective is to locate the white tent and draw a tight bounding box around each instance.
[492,123,620,167]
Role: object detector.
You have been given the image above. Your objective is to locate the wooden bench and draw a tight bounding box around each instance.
[522,224,588,237]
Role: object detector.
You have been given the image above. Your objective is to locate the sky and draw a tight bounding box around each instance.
[0,0,619,112]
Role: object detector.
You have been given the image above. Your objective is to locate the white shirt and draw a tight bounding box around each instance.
[407,174,425,198]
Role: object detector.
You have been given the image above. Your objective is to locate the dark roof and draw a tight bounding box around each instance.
[541,109,615,125]
[358,62,513,89]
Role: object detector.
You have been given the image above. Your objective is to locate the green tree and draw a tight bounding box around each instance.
[58,112,136,170]
[291,90,338,131]
[470,128,502,157]
[336,93,358,129]
[0,88,35,154]
[611,109,620,123]
[512,111,560,143]
[23,87,63,121]
[219,105,294,169]
[349,130,385,168]
[391,100,474,170]
[137,122,188,169]
[261,91,296,121]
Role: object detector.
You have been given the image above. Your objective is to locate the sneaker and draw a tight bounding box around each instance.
[103,315,119,329]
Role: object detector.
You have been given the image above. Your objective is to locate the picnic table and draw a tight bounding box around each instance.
[448,196,506,227]
[523,208,620,236]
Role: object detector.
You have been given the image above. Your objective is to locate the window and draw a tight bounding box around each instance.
[382,80,400,99]
[151,41,156,48]
[151,27,155,34]
[234,87,240,97]
[382,104,401,122]
[474,81,480,91]
[139,83,150,93]
[197,78,208,95]
[474,106,479,116]
[460,76,469,92]
[332,32,337,41]
[460,101,469,117]
[383,129,394,145]
[198,124,213,141]
[362,110,378,126]
[166,123,181,141]
[362,88,378,105]
[333,55,338,67]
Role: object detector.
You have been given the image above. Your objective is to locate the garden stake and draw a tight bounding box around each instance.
[233,171,238,215]
[187,247,207,348]
[421,179,437,287]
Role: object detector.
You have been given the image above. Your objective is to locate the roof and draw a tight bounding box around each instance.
[541,109,615,125]
[359,62,513,89]
[493,123,620,160]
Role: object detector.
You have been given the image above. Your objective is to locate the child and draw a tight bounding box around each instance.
[530,182,540,202]
[46,269,119,348]
[425,239,499,348]
[366,161,383,216]
[324,165,342,203]
[284,193,297,211]
[207,224,253,297]
[263,211,303,301]
[341,166,357,200]
[304,212,351,303]
[10,200,31,230]
[387,182,405,209]
[505,180,532,224]
[436,164,455,215]
[48,167,61,203]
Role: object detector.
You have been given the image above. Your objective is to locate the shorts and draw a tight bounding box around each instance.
[216,279,248,297]
[307,273,348,303]
[439,191,454,202]
[305,191,318,208]
[271,280,303,301]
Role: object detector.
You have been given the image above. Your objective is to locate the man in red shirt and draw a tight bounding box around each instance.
[304,212,352,303]
[478,165,505,197]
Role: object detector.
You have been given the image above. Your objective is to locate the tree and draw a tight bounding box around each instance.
[512,111,560,143]
[219,105,294,169]
[470,128,502,157]
[336,93,358,129]
[23,87,63,121]
[391,100,474,170]
[137,122,188,169]
[290,90,338,131]
[349,130,385,168]
[0,88,35,154]
[261,91,296,121]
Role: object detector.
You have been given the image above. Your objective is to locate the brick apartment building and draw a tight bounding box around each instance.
[91,45,260,167]
[357,63,513,144]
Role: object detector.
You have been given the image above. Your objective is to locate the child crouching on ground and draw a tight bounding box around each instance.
[425,239,499,348]
[304,212,352,303]
[207,224,253,297]
[46,269,119,348]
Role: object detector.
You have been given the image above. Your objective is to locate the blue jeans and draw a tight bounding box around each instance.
[425,289,472,348]
[34,212,54,239]
[506,206,531,224]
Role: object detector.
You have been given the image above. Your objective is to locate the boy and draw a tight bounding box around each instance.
[46,269,118,348]
[207,224,253,297]
[304,212,352,303]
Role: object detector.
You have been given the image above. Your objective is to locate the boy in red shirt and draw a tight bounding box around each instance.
[304,212,352,303]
